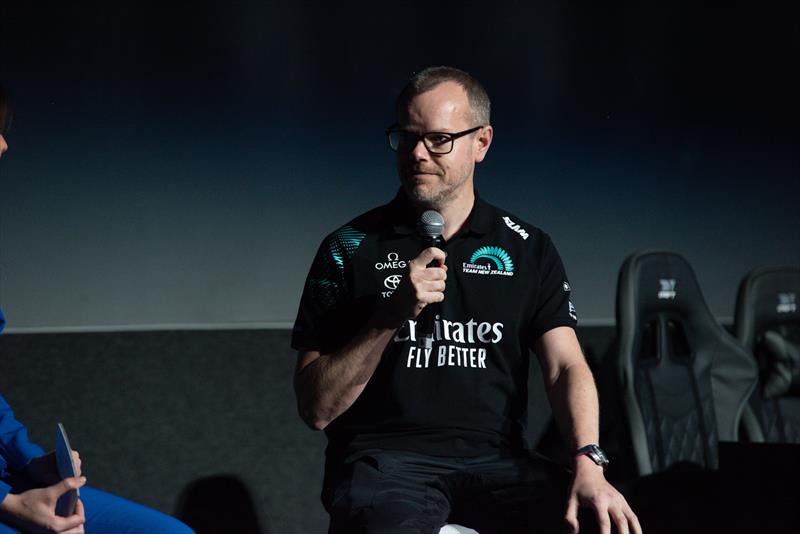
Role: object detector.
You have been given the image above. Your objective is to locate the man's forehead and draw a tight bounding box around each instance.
[398,81,471,128]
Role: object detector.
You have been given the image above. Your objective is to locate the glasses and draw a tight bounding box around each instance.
[386,125,484,155]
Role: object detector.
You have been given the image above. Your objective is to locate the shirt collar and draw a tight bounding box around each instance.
[388,188,493,238]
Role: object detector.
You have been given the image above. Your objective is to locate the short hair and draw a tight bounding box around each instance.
[396,66,491,126]
[0,86,10,135]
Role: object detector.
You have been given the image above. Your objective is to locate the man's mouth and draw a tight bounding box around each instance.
[409,168,440,177]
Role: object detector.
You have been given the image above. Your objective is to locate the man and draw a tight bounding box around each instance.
[292,67,640,534]
[0,86,194,534]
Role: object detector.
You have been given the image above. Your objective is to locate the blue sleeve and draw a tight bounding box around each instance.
[0,394,46,475]
[1,310,44,505]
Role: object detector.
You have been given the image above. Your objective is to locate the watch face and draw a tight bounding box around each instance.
[591,446,609,465]
[576,444,609,467]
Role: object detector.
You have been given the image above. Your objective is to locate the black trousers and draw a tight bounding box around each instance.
[322,449,574,534]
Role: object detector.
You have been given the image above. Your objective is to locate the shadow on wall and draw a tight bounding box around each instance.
[176,475,264,534]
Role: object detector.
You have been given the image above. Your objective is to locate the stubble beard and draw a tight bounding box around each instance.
[401,166,472,212]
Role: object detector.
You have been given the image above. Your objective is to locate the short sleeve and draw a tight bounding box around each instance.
[527,234,578,344]
[291,225,366,353]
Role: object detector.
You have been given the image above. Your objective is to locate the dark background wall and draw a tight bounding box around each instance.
[1,1,798,331]
[0,2,798,532]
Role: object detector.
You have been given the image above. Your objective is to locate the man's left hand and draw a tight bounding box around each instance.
[564,456,641,534]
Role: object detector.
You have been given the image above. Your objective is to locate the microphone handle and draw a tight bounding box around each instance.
[418,235,444,348]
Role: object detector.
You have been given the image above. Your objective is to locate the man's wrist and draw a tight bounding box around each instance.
[574,443,609,470]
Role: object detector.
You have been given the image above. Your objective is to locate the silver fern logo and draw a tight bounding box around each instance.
[463,246,515,276]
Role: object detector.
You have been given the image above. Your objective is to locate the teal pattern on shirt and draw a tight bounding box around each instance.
[308,225,366,311]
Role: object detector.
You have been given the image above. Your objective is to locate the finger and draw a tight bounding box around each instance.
[609,508,629,534]
[626,508,642,534]
[418,267,447,281]
[50,512,86,532]
[75,499,85,520]
[594,505,611,534]
[419,279,446,293]
[412,247,446,268]
[564,495,579,534]
[71,451,82,476]
[51,476,87,499]
[60,527,85,534]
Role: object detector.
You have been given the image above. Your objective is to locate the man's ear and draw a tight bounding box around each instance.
[474,125,493,163]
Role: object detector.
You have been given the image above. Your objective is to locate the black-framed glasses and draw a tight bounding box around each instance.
[386,125,484,155]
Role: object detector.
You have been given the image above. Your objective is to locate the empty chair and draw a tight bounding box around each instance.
[734,265,800,443]
[614,251,757,476]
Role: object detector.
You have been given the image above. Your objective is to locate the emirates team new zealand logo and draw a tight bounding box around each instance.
[463,246,515,277]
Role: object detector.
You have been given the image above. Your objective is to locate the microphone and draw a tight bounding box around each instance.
[418,210,445,249]
[417,210,444,348]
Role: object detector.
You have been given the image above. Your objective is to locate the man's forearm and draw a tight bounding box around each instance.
[545,361,600,451]
[295,247,447,431]
[295,317,399,430]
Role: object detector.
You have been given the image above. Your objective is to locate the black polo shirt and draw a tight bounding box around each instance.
[292,190,578,459]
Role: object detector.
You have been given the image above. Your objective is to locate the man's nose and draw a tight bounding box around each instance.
[0,134,8,158]
[410,136,429,159]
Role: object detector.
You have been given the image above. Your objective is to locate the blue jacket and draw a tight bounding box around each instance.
[0,308,46,503]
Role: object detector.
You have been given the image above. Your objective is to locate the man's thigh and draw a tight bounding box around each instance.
[448,451,573,534]
[324,450,454,534]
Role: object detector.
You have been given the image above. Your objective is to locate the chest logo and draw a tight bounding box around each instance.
[462,246,515,277]
[384,274,403,290]
[375,252,408,271]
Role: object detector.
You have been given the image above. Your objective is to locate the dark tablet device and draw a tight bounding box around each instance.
[54,423,80,517]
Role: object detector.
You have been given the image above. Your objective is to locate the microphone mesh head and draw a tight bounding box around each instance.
[418,210,445,238]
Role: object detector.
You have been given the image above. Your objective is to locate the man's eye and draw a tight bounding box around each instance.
[427,135,451,146]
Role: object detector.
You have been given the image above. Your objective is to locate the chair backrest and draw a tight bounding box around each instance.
[734,265,800,443]
[616,251,757,476]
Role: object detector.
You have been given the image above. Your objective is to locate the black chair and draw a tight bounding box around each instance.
[614,251,757,476]
[734,265,800,443]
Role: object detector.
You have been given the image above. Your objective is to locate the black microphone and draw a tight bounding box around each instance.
[417,210,444,348]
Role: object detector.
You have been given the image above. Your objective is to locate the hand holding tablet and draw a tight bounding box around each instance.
[54,423,81,517]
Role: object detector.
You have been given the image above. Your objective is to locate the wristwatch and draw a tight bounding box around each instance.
[575,444,609,469]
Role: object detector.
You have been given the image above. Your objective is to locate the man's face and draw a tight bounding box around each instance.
[0,134,7,159]
[396,81,491,210]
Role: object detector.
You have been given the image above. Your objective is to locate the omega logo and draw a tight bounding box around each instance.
[375,252,408,271]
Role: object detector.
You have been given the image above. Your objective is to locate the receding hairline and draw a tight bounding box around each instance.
[397,81,475,123]
[395,67,491,126]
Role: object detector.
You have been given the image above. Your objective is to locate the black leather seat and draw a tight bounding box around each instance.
[614,251,757,476]
[734,265,800,443]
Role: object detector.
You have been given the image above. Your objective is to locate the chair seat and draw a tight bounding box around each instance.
[439,524,479,534]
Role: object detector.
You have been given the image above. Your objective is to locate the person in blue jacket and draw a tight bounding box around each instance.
[0,90,194,533]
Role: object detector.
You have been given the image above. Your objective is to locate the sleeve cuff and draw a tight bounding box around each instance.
[529,318,577,346]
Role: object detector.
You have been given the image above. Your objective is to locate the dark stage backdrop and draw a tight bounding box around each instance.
[1,2,798,331]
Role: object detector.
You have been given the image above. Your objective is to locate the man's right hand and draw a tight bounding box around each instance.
[0,476,87,534]
[388,247,447,322]
[295,246,448,430]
